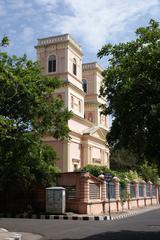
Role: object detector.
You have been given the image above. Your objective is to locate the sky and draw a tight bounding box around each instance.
[0,0,160,68]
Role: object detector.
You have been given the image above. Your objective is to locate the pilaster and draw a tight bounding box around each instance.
[63,141,70,172]
[80,172,90,203]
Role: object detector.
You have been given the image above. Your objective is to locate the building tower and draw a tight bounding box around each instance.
[35,34,85,118]
[35,34,109,172]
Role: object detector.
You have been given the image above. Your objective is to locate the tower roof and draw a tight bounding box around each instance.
[35,33,83,55]
[82,62,103,73]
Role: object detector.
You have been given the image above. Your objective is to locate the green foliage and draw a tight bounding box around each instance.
[0,133,59,192]
[98,19,160,165]
[139,161,159,184]
[0,36,9,47]
[0,37,72,197]
[119,186,129,206]
[110,148,138,171]
[81,164,113,177]
[127,170,140,182]
[0,51,71,139]
[113,170,141,183]
[81,164,159,184]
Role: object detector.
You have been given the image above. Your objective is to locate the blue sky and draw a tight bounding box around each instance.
[0,0,160,68]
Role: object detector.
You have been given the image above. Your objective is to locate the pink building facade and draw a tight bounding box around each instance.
[35,34,109,172]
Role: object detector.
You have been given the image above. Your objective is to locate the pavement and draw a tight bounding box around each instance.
[1,204,160,221]
[0,228,42,240]
[66,204,160,220]
[108,204,160,220]
[0,205,160,239]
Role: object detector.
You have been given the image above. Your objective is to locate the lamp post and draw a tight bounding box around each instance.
[104,173,114,220]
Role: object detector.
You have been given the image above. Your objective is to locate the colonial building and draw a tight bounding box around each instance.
[35,34,109,172]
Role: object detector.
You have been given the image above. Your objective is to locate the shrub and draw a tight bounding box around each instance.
[80,164,114,177]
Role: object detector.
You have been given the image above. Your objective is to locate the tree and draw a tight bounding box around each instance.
[0,37,72,210]
[139,161,159,184]
[110,148,138,171]
[98,19,160,165]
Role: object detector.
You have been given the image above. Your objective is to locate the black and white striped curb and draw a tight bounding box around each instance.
[0,205,160,221]
[111,205,160,220]
[0,213,111,221]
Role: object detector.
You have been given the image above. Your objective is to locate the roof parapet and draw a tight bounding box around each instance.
[82,62,103,73]
[36,33,83,54]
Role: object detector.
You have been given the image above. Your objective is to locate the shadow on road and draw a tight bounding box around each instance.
[60,230,160,240]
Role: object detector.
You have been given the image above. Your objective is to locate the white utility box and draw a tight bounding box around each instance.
[46,187,65,214]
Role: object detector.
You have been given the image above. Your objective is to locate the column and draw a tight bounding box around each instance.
[148,181,153,205]
[63,141,70,172]
[89,146,92,164]
[142,180,146,206]
[134,180,139,207]
[82,144,92,166]
[113,177,120,200]
[80,172,90,203]
[98,174,106,214]
[113,177,120,212]
[98,175,106,200]
[101,149,104,165]
[156,184,159,204]
[106,152,110,168]
[126,181,130,209]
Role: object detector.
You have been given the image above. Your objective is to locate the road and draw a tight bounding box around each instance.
[0,209,160,239]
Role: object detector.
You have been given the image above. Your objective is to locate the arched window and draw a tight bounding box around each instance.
[78,100,81,113]
[100,114,106,126]
[48,55,56,73]
[88,112,93,122]
[82,79,87,93]
[57,94,62,100]
[73,58,77,75]
[71,95,74,108]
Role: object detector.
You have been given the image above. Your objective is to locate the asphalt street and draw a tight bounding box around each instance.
[0,208,160,239]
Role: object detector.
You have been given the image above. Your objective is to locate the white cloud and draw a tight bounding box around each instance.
[45,0,160,53]
[35,0,57,4]
[34,0,58,8]
[21,27,34,43]
[1,0,160,62]
[7,0,32,9]
[33,0,59,12]
[0,4,7,16]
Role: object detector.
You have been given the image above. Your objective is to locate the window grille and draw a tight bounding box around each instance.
[152,185,156,196]
[120,184,126,196]
[65,186,76,200]
[146,183,151,197]
[106,182,116,199]
[130,184,136,198]
[139,184,144,197]
[89,183,100,199]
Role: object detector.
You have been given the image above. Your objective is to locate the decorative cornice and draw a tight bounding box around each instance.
[46,71,82,85]
[35,33,83,56]
[65,81,86,96]
[72,114,93,127]
[82,134,107,145]
[82,62,103,73]
[84,95,107,105]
